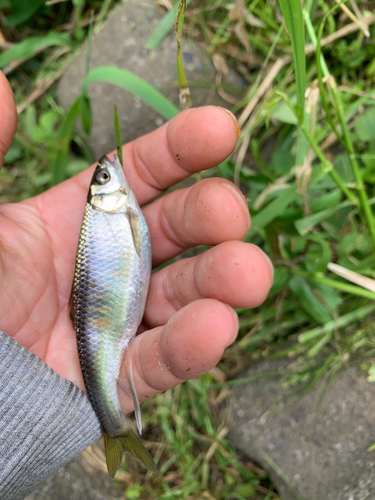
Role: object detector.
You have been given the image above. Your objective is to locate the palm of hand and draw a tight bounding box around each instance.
[0,185,87,387]
[0,73,273,414]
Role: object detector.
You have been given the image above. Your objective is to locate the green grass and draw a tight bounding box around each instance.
[2,0,375,498]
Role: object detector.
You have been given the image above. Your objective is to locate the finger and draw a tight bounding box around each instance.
[0,71,17,168]
[143,178,251,265]
[33,107,240,302]
[144,241,273,327]
[39,105,240,213]
[119,299,238,413]
[126,105,240,204]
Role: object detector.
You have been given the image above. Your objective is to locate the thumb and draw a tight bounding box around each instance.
[0,71,17,169]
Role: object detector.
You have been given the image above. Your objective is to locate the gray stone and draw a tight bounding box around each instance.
[229,359,375,500]
[57,0,245,159]
[24,454,124,500]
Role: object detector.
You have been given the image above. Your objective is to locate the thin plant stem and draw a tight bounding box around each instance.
[303,10,330,76]
[329,77,375,253]
[305,3,375,254]
[280,92,357,203]
[293,268,375,300]
[300,124,357,203]
[298,303,375,342]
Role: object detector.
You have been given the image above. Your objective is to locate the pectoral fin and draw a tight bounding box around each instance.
[126,206,142,258]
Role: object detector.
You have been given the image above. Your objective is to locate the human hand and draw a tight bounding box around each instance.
[0,71,273,414]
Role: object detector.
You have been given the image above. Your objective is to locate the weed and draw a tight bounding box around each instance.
[1,0,375,497]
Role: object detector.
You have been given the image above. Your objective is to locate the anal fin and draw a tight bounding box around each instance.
[117,357,142,435]
[128,357,142,435]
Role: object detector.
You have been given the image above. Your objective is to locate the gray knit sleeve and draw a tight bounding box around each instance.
[0,331,102,500]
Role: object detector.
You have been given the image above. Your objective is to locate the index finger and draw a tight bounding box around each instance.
[74,105,240,205]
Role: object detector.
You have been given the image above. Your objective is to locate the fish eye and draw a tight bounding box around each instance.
[96,169,110,185]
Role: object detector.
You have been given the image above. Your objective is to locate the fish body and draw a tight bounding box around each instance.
[71,155,156,475]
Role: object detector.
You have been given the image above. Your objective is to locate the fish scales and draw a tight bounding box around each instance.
[71,155,156,475]
[73,203,147,435]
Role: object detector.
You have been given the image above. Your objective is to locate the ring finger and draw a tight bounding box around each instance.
[144,240,274,328]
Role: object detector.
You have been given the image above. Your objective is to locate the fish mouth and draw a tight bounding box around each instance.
[98,154,123,173]
[98,154,110,166]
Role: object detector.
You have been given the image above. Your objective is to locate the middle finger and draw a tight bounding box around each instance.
[143,177,251,266]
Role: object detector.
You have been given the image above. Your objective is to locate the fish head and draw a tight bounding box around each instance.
[88,155,131,214]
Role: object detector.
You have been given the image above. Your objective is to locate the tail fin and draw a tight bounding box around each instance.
[103,429,158,477]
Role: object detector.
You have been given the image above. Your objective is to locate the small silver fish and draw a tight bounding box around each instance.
[70,155,157,476]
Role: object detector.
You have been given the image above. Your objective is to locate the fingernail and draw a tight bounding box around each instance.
[226,305,239,346]
[217,106,241,137]
[220,182,251,230]
[250,244,274,281]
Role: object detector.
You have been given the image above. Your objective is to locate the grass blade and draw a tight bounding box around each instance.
[50,98,81,186]
[146,0,192,51]
[305,5,375,254]
[278,0,306,123]
[312,7,346,148]
[261,452,305,500]
[113,105,123,167]
[298,303,375,343]
[289,276,333,324]
[294,200,354,235]
[82,66,179,120]
[249,186,298,234]
[85,9,95,78]
[175,0,191,110]
[79,92,91,135]
[307,332,331,357]
[6,0,45,27]
[0,32,70,69]
[294,270,375,301]
[306,235,332,273]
